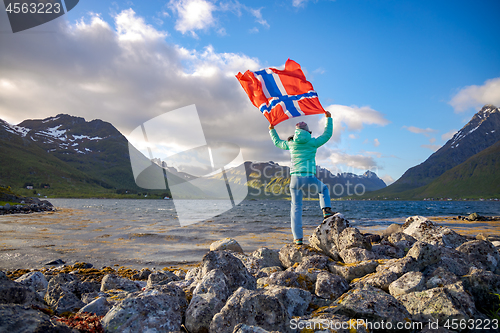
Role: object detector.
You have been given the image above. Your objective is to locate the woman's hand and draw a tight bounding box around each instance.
[325,111,331,118]
[269,124,274,130]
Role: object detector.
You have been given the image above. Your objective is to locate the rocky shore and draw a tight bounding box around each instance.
[1,214,500,332]
[0,198,55,215]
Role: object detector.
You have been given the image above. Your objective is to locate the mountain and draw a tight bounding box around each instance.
[210,161,386,198]
[369,104,500,199]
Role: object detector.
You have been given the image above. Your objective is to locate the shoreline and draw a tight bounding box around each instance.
[1,207,499,272]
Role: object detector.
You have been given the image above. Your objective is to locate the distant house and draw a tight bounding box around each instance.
[26,185,33,190]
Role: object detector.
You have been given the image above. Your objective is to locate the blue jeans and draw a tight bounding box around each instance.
[290,175,331,240]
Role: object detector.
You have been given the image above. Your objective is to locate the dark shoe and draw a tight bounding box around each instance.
[322,207,335,219]
[294,239,303,245]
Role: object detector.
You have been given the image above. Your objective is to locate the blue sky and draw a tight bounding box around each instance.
[1,0,499,185]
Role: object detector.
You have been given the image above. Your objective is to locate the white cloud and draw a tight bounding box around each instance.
[324,104,390,143]
[115,9,167,41]
[403,126,437,136]
[449,77,500,112]
[441,129,457,142]
[292,0,310,7]
[381,175,395,186]
[373,138,380,147]
[169,0,216,35]
[317,147,380,173]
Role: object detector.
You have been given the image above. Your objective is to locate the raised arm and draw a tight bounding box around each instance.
[314,111,333,147]
[269,124,290,150]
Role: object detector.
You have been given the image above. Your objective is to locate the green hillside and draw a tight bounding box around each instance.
[417,141,500,199]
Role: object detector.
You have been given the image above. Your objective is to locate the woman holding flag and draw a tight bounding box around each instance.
[269,112,334,245]
[236,59,335,245]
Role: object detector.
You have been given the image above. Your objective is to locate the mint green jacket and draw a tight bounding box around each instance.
[270,117,333,176]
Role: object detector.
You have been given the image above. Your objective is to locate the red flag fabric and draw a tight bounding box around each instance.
[236,59,325,126]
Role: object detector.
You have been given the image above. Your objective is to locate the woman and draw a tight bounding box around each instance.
[269,111,334,245]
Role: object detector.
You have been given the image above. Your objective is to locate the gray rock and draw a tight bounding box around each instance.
[232,252,263,276]
[315,271,348,300]
[461,268,500,314]
[308,214,349,260]
[425,266,459,289]
[209,287,291,333]
[185,269,231,333]
[350,269,400,292]
[388,232,416,252]
[173,269,186,280]
[132,268,151,280]
[337,227,372,251]
[102,284,187,333]
[101,274,141,292]
[335,284,412,332]
[210,237,244,253]
[278,244,324,268]
[15,271,48,293]
[0,271,41,306]
[339,247,377,264]
[44,274,85,314]
[251,247,282,268]
[437,247,474,276]
[186,266,201,280]
[256,266,282,279]
[371,243,405,259]
[0,304,66,333]
[292,254,332,282]
[146,270,179,288]
[402,216,467,248]
[77,296,111,316]
[456,240,500,272]
[262,270,315,292]
[328,260,379,282]
[396,281,477,326]
[388,271,425,297]
[406,241,441,269]
[264,285,312,317]
[198,250,256,292]
[376,256,418,275]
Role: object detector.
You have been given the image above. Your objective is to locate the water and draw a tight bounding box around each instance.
[48,198,500,228]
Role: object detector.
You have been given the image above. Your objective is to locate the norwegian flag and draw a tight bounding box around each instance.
[236,59,326,126]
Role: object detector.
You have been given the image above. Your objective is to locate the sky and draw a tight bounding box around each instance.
[1,0,500,185]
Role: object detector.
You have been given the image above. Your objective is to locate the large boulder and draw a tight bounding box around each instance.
[0,271,41,306]
[388,271,425,297]
[425,267,459,289]
[14,271,48,293]
[77,296,112,316]
[146,270,179,288]
[456,240,500,273]
[401,216,467,248]
[376,256,418,275]
[264,285,312,318]
[185,269,231,333]
[335,284,412,332]
[198,251,256,292]
[251,247,282,268]
[337,227,372,252]
[44,273,85,314]
[339,247,377,264]
[233,324,279,333]
[350,269,400,292]
[0,304,71,333]
[101,285,187,333]
[210,238,244,253]
[258,270,314,293]
[406,241,441,270]
[308,214,349,260]
[388,232,417,253]
[210,287,291,333]
[397,282,477,326]
[461,268,500,314]
[315,271,349,300]
[278,244,323,268]
[435,247,473,276]
[101,274,141,292]
[328,260,379,282]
